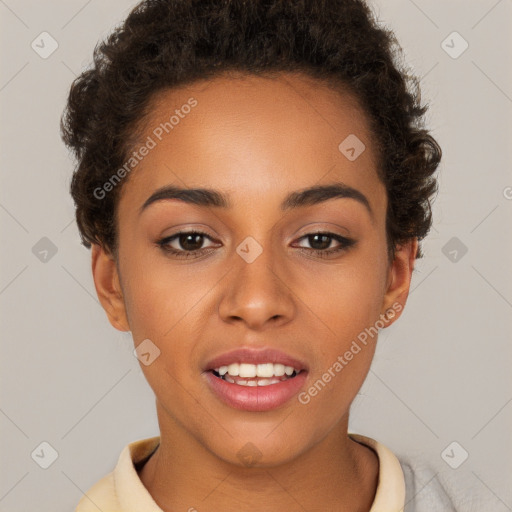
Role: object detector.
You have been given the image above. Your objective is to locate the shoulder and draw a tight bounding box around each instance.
[74,436,161,512]
[397,452,490,512]
[74,471,119,511]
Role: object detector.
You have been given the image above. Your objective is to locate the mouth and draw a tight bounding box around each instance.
[210,362,303,387]
[203,348,308,411]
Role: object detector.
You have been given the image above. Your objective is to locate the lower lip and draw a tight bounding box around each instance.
[203,371,308,412]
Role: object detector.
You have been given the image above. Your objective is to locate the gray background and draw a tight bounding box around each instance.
[1,0,511,510]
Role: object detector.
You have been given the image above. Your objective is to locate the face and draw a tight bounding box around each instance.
[92,72,416,467]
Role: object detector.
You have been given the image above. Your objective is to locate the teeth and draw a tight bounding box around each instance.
[239,363,257,378]
[213,362,300,379]
[256,363,274,377]
[273,364,285,376]
[227,363,239,376]
[223,375,287,387]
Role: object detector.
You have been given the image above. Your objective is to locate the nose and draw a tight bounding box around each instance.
[218,241,295,330]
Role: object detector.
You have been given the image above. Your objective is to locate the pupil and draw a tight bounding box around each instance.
[309,234,330,250]
[180,233,203,251]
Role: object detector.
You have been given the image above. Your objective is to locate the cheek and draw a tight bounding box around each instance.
[294,252,387,404]
[299,259,386,342]
[294,267,383,432]
[121,260,203,406]
[121,249,197,338]
[121,255,219,375]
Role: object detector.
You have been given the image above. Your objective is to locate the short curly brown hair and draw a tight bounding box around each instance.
[61,0,441,262]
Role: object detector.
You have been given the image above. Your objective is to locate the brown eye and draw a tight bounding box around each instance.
[177,233,206,251]
[293,232,356,258]
[157,230,219,259]
[305,234,334,250]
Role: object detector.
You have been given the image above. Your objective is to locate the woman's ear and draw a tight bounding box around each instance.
[380,238,418,327]
[91,243,130,332]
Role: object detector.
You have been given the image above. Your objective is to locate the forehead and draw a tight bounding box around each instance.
[118,72,385,216]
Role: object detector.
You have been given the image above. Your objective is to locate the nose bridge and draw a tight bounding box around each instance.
[218,235,294,328]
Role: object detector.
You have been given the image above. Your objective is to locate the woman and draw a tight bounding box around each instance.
[61,0,455,510]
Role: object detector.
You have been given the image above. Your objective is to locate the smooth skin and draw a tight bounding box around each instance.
[91,72,417,512]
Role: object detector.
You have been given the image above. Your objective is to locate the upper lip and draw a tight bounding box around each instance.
[204,347,308,372]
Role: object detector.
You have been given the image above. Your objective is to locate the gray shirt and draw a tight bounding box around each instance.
[399,455,497,511]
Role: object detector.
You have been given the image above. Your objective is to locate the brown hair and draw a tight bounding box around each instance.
[61,0,441,262]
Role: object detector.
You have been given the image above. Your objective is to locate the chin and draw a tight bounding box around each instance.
[199,423,316,470]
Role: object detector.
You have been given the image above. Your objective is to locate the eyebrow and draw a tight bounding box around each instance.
[139,182,374,220]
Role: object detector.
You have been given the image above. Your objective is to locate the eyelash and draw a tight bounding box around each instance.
[156,230,356,260]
